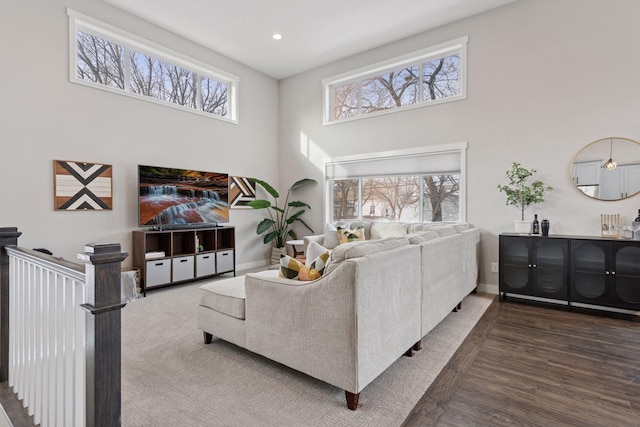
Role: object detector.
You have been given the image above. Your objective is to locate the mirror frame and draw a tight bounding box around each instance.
[570,136,640,201]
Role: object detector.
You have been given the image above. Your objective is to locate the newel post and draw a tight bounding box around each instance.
[78,243,128,427]
[0,227,21,382]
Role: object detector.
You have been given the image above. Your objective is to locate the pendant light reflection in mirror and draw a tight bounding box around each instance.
[570,137,640,200]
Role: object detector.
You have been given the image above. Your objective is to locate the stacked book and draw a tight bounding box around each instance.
[145,251,166,259]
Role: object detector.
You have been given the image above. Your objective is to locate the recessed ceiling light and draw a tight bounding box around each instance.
[272,33,283,41]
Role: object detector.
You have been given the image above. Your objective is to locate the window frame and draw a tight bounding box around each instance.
[68,9,239,123]
[322,36,468,125]
[324,143,467,223]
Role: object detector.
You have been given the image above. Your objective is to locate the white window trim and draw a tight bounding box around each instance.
[322,36,468,126]
[67,9,239,123]
[323,142,467,223]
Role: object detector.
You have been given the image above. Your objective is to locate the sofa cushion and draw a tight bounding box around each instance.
[337,226,365,244]
[325,236,409,274]
[408,231,440,244]
[370,222,408,239]
[454,223,473,232]
[435,227,457,236]
[198,276,246,320]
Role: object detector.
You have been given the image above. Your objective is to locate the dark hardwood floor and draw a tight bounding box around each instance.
[403,298,640,427]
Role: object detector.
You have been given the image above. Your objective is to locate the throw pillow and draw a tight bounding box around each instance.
[279,251,330,281]
[337,226,365,245]
[279,255,304,280]
[323,221,349,249]
[306,240,330,263]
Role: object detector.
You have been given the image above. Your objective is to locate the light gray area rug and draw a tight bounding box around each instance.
[121,278,493,427]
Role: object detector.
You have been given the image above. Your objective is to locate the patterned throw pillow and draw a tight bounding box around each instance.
[279,251,330,281]
[337,226,365,245]
[279,255,304,279]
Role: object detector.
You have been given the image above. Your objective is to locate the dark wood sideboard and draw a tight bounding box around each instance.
[499,233,640,312]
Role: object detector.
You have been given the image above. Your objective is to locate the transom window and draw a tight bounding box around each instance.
[68,10,238,122]
[323,37,467,125]
[326,144,466,223]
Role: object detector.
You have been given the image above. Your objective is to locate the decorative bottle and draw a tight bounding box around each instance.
[633,209,640,240]
[541,218,550,236]
[532,214,540,235]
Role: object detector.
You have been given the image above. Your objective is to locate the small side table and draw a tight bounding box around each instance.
[286,239,305,259]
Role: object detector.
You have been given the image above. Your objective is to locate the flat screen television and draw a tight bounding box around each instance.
[138,165,229,227]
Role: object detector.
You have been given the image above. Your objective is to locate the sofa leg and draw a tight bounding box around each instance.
[404,347,414,357]
[472,286,478,294]
[452,301,462,312]
[345,391,359,410]
[413,340,422,351]
[203,331,213,344]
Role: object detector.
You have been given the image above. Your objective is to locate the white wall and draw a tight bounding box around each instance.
[278,0,640,291]
[0,0,280,268]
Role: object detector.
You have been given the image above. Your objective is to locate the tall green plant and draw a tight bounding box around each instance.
[497,162,553,221]
[248,178,317,248]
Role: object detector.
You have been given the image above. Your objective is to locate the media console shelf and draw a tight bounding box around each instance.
[499,233,640,313]
[132,226,235,294]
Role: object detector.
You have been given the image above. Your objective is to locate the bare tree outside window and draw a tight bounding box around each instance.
[73,26,235,120]
[332,179,359,220]
[130,52,196,108]
[330,52,462,121]
[201,76,228,116]
[332,83,359,120]
[330,174,460,223]
[76,32,125,89]
[362,177,421,221]
[423,174,460,221]
[423,54,461,101]
[361,67,419,114]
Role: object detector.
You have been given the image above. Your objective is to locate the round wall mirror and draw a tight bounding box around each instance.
[570,137,640,201]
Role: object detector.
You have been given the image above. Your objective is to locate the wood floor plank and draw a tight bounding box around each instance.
[402,297,640,427]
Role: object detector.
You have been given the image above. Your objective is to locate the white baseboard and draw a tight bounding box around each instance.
[478,283,498,295]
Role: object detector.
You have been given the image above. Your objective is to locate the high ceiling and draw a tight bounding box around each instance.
[101,0,517,80]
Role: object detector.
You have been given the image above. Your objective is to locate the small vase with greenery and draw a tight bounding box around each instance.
[248,178,316,259]
[497,162,553,232]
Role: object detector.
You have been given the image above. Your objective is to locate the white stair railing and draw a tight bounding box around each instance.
[7,247,86,427]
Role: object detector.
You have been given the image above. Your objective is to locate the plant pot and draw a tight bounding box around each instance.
[514,220,531,234]
[271,246,287,264]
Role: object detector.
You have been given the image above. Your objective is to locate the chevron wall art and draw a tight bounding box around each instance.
[229,176,256,209]
[54,160,113,210]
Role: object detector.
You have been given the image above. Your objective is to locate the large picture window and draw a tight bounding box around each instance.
[326,144,466,223]
[323,37,467,125]
[69,10,237,122]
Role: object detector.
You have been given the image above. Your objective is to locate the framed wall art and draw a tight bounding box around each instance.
[229,176,256,209]
[54,160,113,210]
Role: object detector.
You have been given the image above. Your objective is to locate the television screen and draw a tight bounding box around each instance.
[138,165,229,226]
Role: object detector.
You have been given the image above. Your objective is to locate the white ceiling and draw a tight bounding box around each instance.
[101,0,517,80]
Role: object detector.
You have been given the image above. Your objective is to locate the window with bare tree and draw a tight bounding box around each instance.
[326,145,465,223]
[69,10,237,122]
[323,37,467,124]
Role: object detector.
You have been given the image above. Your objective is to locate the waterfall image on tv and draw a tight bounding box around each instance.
[138,165,229,226]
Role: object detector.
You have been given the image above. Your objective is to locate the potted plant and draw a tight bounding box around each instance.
[497,162,553,233]
[248,178,317,263]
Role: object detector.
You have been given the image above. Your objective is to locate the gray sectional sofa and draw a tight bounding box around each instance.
[196,221,479,410]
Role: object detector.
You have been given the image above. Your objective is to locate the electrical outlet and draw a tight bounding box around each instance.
[491,262,499,273]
